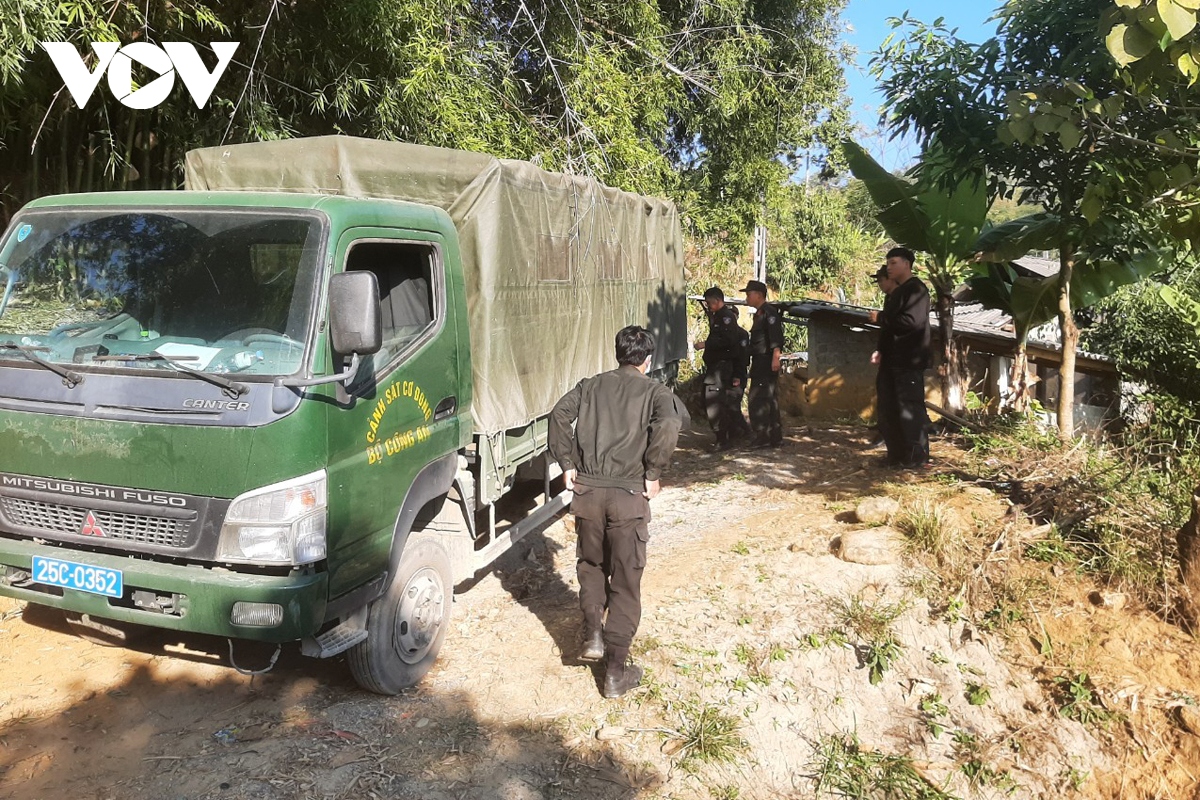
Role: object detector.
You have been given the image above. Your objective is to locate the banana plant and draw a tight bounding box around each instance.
[972,214,1169,410]
[843,139,989,413]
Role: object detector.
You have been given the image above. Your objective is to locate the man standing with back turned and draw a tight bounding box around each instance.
[548,326,682,698]
[871,247,933,468]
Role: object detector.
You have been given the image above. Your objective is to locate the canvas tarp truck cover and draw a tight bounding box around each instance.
[184,136,686,436]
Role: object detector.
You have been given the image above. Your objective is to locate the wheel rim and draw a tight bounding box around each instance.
[393,566,445,664]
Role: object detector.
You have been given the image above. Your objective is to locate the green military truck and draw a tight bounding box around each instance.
[0,136,685,693]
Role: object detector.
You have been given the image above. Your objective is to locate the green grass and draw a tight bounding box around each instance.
[731,641,787,686]
[633,635,663,656]
[864,636,902,686]
[801,630,850,650]
[950,730,1018,792]
[636,666,664,704]
[1024,525,1077,566]
[834,593,907,642]
[1053,672,1115,726]
[978,602,1025,632]
[895,499,954,561]
[964,412,1200,613]
[1062,767,1090,791]
[965,682,991,706]
[810,734,959,799]
[670,701,749,772]
[831,593,908,685]
[918,692,949,738]
[966,572,1052,638]
[732,643,755,666]
[961,760,1017,792]
[963,415,1059,457]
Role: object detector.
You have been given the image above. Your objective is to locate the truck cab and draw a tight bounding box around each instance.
[0,191,472,691]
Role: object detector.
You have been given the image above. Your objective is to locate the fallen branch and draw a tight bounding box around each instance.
[925,401,985,433]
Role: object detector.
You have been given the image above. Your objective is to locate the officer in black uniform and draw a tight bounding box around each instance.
[871,247,933,467]
[742,280,785,448]
[696,286,750,450]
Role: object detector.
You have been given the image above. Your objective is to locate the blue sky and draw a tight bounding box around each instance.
[840,0,1000,170]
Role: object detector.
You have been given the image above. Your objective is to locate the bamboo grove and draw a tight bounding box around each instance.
[0,0,850,243]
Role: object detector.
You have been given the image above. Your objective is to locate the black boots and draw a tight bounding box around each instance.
[580,610,640,697]
[580,606,605,662]
[602,645,643,698]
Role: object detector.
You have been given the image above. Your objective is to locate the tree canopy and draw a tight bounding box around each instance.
[0,0,850,245]
[871,0,1191,436]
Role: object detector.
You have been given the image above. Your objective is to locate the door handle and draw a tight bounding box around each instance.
[434,396,457,421]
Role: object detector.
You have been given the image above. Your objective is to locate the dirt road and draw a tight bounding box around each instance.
[1,425,1197,799]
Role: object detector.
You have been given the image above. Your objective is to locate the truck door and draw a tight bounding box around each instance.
[324,229,461,600]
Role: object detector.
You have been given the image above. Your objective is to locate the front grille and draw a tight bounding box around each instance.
[0,497,193,549]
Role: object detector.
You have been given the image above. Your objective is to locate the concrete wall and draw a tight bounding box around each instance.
[799,316,879,418]
[791,317,942,420]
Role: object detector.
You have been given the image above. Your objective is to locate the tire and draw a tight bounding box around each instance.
[348,539,452,695]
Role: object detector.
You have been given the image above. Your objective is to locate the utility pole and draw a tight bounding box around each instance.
[753,225,767,284]
[753,103,782,288]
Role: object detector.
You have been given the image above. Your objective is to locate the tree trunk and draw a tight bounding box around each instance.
[1056,245,1078,441]
[935,289,963,415]
[1009,333,1032,413]
[1179,484,1200,631]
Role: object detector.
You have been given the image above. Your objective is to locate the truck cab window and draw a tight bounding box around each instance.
[345,241,438,369]
[0,209,321,378]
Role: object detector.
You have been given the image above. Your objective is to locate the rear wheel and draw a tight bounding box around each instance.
[348,539,452,695]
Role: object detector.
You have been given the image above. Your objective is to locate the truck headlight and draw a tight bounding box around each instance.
[217,470,327,565]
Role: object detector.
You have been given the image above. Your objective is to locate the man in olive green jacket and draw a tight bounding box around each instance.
[549,325,682,698]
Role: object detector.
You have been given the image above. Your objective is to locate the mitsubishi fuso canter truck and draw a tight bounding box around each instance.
[0,136,685,694]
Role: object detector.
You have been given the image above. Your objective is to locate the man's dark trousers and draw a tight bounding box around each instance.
[748,357,782,446]
[703,362,747,443]
[876,367,930,465]
[571,484,649,650]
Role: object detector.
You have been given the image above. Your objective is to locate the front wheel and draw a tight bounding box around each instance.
[348,539,452,695]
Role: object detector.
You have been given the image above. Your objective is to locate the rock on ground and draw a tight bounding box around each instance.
[855,496,899,525]
[835,526,905,565]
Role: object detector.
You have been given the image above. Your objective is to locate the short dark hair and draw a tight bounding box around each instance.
[886,246,915,266]
[703,286,724,300]
[615,325,655,366]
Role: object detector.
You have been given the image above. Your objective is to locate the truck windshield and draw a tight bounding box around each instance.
[0,208,323,378]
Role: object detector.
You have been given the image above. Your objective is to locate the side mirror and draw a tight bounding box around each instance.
[329,271,381,356]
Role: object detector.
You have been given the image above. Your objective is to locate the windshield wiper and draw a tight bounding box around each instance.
[92,353,248,399]
[0,343,84,388]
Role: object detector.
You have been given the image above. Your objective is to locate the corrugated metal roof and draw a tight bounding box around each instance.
[955,302,1012,329]
[777,295,1104,361]
[1014,256,1058,277]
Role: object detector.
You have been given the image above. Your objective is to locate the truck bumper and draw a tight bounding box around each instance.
[0,538,327,642]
